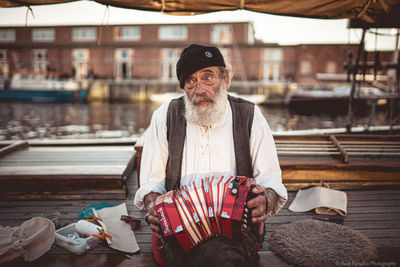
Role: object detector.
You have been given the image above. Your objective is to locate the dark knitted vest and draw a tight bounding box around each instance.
[165,95,254,191]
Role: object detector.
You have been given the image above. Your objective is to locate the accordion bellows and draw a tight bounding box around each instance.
[155,176,252,252]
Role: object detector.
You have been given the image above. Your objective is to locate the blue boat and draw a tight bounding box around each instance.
[0,88,89,102]
[0,73,89,102]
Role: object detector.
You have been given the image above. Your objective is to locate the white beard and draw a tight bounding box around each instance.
[184,86,228,128]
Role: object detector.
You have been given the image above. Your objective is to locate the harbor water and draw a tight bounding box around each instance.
[0,101,392,141]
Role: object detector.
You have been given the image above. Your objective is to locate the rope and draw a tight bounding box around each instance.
[97,5,110,46]
[356,0,375,19]
[161,0,166,13]
[240,0,245,9]
[25,6,34,27]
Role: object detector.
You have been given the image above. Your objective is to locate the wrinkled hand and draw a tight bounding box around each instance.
[146,195,164,240]
[244,178,268,235]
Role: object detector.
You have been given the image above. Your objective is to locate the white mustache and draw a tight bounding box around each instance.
[191,94,214,104]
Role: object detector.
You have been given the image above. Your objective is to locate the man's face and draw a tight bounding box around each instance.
[184,66,228,104]
[183,66,229,127]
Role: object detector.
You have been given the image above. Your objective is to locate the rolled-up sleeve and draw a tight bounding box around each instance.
[134,102,169,210]
[250,105,287,215]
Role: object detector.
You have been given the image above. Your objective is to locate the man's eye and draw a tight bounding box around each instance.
[204,75,213,81]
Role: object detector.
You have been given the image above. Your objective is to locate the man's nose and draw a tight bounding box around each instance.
[194,82,207,95]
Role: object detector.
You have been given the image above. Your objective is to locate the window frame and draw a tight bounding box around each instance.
[158,26,188,41]
[0,30,16,42]
[115,26,141,41]
[72,27,97,42]
[32,28,55,42]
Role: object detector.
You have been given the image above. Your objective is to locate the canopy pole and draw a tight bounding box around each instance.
[346,28,366,133]
[391,28,400,133]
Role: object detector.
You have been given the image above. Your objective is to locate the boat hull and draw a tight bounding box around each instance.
[287,96,374,115]
[0,89,89,102]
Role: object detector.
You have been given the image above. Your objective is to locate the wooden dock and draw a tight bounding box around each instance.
[135,134,400,190]
[0,140,136,200]
[0,169,399,266]
[1,135,400,265]
[276,134,400,190]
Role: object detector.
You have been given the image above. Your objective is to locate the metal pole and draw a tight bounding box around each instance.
[346,28,366,133]
[390,29,400,133]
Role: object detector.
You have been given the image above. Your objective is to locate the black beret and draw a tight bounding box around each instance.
[176,44,226,89]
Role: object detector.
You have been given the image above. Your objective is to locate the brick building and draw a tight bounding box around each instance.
[1,21,386,94]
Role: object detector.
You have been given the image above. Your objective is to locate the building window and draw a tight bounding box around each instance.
[72,49,90,79]
[158,26,187,41]
[32,28,55,42]
[161,48,179,80]
[300,60,312,75]
[72,28,96,41]
[263,48,283,81]
[115,49,133,79]
[114,26,141,41]
[211,25,232,44]
[0,30,16,42]
[325,61,337,73]
[32,49,47,72]
[0,50,8,78]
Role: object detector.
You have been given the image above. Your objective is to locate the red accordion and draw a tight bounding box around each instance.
[155,176,252,252]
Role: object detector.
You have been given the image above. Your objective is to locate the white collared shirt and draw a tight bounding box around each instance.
[134,97,287,214]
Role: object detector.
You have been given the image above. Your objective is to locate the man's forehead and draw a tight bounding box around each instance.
[190,66,220,76]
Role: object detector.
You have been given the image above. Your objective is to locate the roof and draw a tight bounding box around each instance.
[2,0,400,25]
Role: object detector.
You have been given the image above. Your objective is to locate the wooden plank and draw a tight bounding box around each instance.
[267,214,400,223]
[347,206,400,214]
[1,152,133,163]
[340,141,400,145]
[0,138,137,147]
[343,144,400,148]
[345,148,400,151]
[276,144,335,147]
[27,146,136,151]
[368,238,400,248]
[282,169,400,182]
[277,147,338,151]
[357,229,400,238]
[284,181,400,191]
[280,157,400,167]
[279,151,400,156]
[276,140,331,144]
[0,199,125,207]
[348,199,400,206]
[0,141,28,158]
[0,165,128,175]
[0,191,126,200]
[279,151,341,155]
[11,252,158,266]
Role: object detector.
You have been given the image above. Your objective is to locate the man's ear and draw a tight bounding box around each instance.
[222,70,230,89]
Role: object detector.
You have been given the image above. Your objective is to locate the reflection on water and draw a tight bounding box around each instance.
[0,102,158,140]
[0,101,390,140]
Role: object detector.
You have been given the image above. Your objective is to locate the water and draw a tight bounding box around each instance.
[0,101,391,141]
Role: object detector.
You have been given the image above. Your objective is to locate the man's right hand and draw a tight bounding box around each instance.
[144,192,163,240]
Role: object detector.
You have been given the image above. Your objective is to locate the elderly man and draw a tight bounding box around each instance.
[134,43,287,266]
